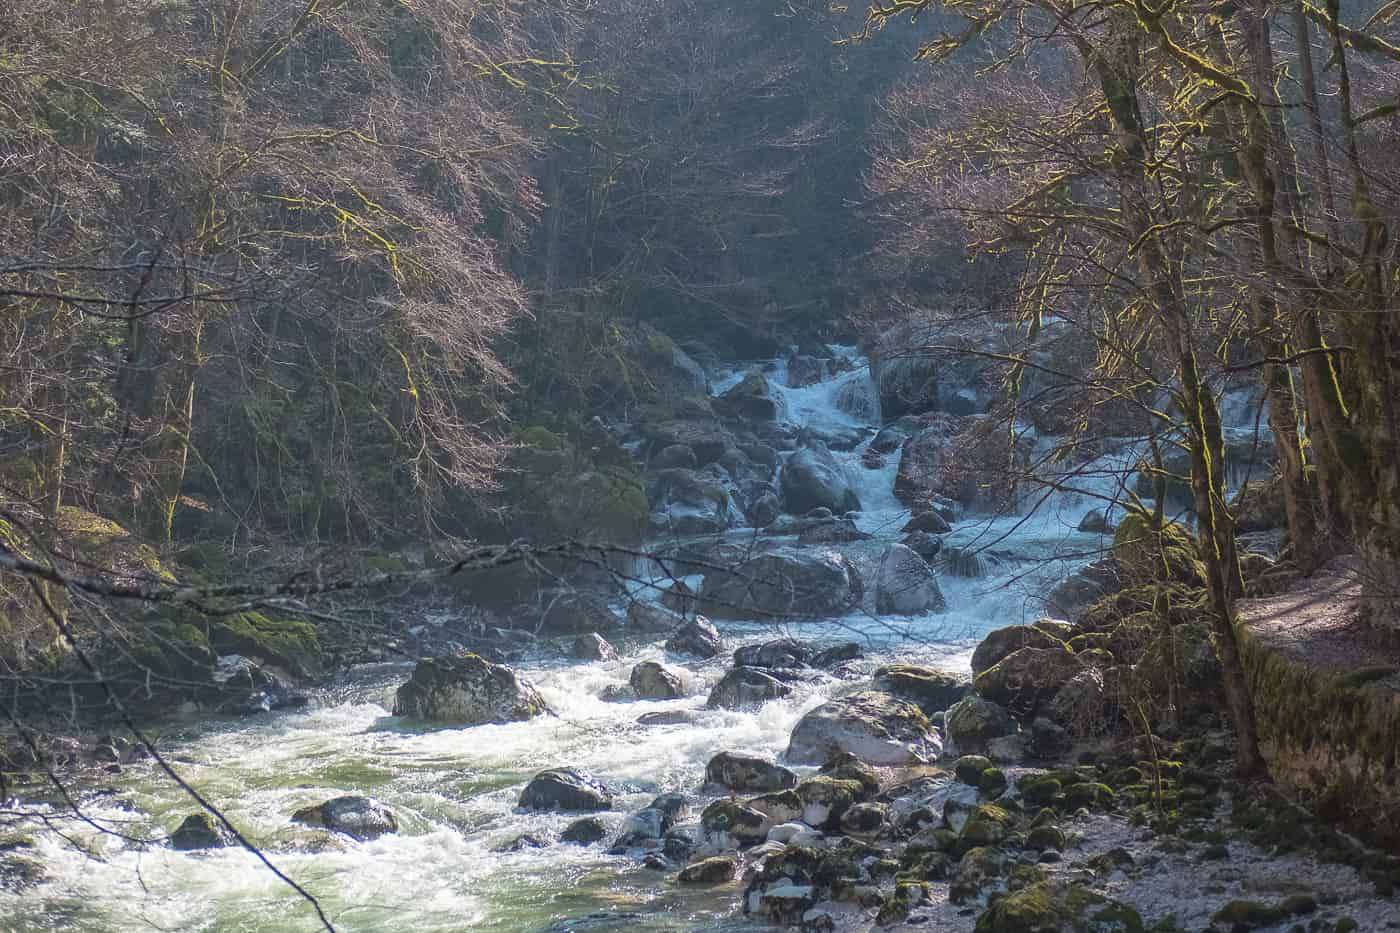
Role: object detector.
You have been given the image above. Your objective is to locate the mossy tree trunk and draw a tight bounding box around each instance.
[1085,28,1266,775]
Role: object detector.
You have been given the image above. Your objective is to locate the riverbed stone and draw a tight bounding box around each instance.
[786,691,941,766]
[392,655,549,725]
[707,666,793,709]
[734,638,809,669]
[664,616,723,659]
[974,645,1081,715]
[699,547,863,619]
[971,623,1068,677]
[560,817,608,845]
[519,769,614,812]
[705,751,797,793]
[945,695,1017,755]
[291,796,398,841]
[169,813,233,851]
[748,790,804,826]
[779,443,861,515]
[700,798,769,849]
[571,632,617,662]
[875,543,946,614]
[678,854,737,883]
[630,660,685,699]
[974,881,1144,933]
[811,642,863,668]
[874,664,969,714]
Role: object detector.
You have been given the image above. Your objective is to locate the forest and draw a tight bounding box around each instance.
[1,0,1398,931]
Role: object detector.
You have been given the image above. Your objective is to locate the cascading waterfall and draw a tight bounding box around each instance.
[0,346,1271,933]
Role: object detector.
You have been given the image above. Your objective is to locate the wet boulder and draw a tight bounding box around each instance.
[779,443,860,515]
[630,660,685,700]
[169,813,233,851]
[664,616,724,659]
[811,642,862,668]
[875,543,946,615]
[698,547,862,619]
[869,425,908,454]
[705,751,797,793]
[903,511,951,534]
[699,798,769,850]
[613,793,687,850]
[392,655,549,726]
[733,638,809,670]
[971,622,1069,678]
[900,532,943,564]
[873,664,969,715]
[718,369,779,421]
[571,632,617,662]
[944,695,1017,755]
[795,775,863,829]
[748,790,804,827]
[1077,509,1115,534]
[626,601,685,633]
[647,467,741,535]
[291,796,398,841]
[678,854,737,883]
[707,667,793,709]
[560,817,608,845]
[785,691,941,766]
[894,423,952,506]
[519,769,614,812]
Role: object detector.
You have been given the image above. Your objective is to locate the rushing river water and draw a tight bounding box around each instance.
[1,346,1261,932]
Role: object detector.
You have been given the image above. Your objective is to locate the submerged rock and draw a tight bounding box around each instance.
[707,667,792,709]
[630,660,685,699]
[392,655,549,725]
[519,769,614,812]
[705,751,797,793]
[785,691,941,765]
[169,813,233,851]
[291,796,398,841]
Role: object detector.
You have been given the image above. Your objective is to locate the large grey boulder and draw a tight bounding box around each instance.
[779,444,860,515]
[875,543,946,615]
[705,751,797,793]
[392,655,549,725]
[665,616,724,659]
[944,696,1017,755]
[785,691,941,766]
[718,370,779,421]
[630,660,685,699]
[519,769,614,812]
[291,796,398,840]
[707,667,793,709]
[970,622,1068,677]
[973,646,1081,715]
[698,547,863,619]
[647,467,742,535]
[733,639,809,669]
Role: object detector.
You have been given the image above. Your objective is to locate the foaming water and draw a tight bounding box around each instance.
[3,344,1267,931]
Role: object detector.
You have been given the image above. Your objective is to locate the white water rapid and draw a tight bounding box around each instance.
[0,346,1268,933]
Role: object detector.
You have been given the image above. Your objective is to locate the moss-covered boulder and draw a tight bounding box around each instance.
[209,612,322,679]
[505,424,648,547]
[874,664,970,714]
[1112,509,1204,586]
[960,804,1013,847]
[974,646,1081,715]
[971,623,1068,678]
[974,882,1143,933]
[678,854,737,884]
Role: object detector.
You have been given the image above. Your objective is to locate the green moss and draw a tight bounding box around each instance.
[1210,900,1283,928]
[209,612,322,679]
[1113,509,1204,586]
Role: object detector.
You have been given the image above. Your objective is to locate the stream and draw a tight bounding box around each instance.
[0,345,1260,932]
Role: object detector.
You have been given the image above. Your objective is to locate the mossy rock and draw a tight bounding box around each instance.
[955,754,993,785]
[1210,900,1284,929]
[1019,775,1063,807]
[1025,825,1065,851]
[961,805,1013,847]
[209,612,322,679]
[976,882,1144,933]
[1112,509,1204,587]
[1061,782,1115,811]
[979,767,1008,798]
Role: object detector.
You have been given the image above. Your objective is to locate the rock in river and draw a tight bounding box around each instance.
[169,813,233,851]
[705,751,797,793]
[698,547,862,619]
[291,796,398,841]
[707,667,793,709]
[779,443,861,515]
[519,769,614,812]
[630,660,685,699]
[664,616,724,659]
[393,655,549,725]
[785,691,941,766]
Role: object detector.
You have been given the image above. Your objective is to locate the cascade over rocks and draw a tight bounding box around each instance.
[519,769,614,812]
[874,542,946,614]
[698,547,863,619]
[393,655,549,725]
[291,796,398,840]
[779,443,861,515]
[785,691,941,765]
[705,751,797,793]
